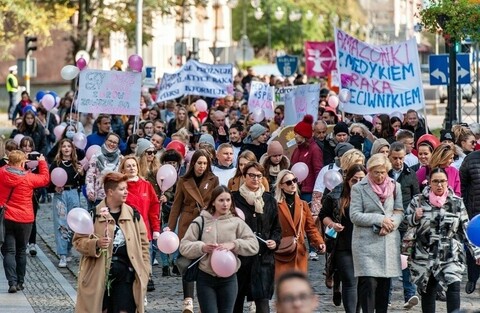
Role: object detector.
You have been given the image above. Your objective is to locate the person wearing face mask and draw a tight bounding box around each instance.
[47,125,86,163]
[119,156,160,292]
[166,150,219,313]
[323,122,350,166]
[348,123,375,159]
[240,123,268,162]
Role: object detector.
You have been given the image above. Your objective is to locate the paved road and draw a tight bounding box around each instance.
[1,200,479,312]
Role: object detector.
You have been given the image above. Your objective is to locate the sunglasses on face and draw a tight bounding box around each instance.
[145,150,155,155]
[282,178,298,186]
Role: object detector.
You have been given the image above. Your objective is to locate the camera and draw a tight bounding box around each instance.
[27,152,40,161]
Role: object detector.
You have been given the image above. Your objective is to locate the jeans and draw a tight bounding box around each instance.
[335,250,358,313]
[1,220,32,285]
[466,248,480,283]
[358,276,391,313]
[28,193,39,245]
[8,91,16,119]
[197,270,238,313]
[52,190,80,256]
[420,275,460,313]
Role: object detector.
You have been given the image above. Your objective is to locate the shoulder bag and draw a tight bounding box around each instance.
[275,202,303,262]
[0,188,15,247]
[176,216,205,282]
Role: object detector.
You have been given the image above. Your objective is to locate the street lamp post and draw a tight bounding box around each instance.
[135,0,143,56]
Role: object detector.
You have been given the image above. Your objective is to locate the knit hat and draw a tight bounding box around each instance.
[334,143,354,158]
[136,138,154,157]
[440,130,455,142]
[334,122,349,135]
[198,134,216,147]
[371,138,390,155]
[267,141,283,156]
[250,124,267,140]
[294,115,314,139]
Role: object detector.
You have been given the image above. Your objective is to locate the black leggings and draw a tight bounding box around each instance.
[28,194,39,245]
[420,275,460,313]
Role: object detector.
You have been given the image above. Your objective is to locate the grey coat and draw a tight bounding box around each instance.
[350,177,404,278]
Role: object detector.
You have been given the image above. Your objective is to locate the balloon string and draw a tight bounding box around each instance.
[188,253,207,269]
[255,235,268,244]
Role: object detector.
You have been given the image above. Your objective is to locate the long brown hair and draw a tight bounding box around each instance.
[183,149,212,179]
[338,164,367,217]
[54,138,79,169]
[205,185,238,216]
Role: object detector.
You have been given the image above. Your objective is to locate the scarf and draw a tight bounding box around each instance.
[96,144,121,173]
[429,189,448,207]
[231,141,243,148]
[269,164,281,177]
[239,183,265,214]
[367,174,395,203]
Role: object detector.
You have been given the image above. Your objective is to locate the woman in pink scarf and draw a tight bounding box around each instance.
[350,154,404,312]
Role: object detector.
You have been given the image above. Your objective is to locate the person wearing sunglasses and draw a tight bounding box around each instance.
[406,167,480,313]
[232,161,281,313]
[320,164,367,311]
[273,170,325,279]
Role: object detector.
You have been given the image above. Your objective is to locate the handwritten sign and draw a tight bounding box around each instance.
[275,86,296,104]
[284,84,320,126]
[157,60,233,102]
[335,28,425,114]
[248,81,275,119]
[77,69,142,116]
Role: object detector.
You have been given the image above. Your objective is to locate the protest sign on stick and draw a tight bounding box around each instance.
[284,84,320,126]
[248,81,275,119]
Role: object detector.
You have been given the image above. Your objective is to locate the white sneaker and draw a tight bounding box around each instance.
[182,298,193,313]
[153,258,159,266]
[309,252,319,261]
[248,302,256,313]
[28,244,37,256]
[403,295,419,309]
[58,255,67,268]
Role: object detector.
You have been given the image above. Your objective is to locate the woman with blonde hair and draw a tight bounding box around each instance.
[167,107,194,137]
[416,143,461,196]
[171,128,191,150]
[228,150,269,192]
[452,125,475,168]
[136,138,161,194]
[350,154,403,312]
[273,169,325,278]
[340,148,366,174]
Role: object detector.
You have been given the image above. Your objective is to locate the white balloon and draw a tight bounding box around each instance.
[60,65,80,80]
[338,88,352,103]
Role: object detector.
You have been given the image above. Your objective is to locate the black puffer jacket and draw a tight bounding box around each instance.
[460,150,480,218]
[389,164,420,232]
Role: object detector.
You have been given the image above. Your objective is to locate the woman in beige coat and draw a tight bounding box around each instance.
[73,172,150,313]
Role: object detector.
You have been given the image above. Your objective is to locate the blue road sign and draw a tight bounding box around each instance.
[429,53,471,86]
[145,66,156,79]
[276,55,298,77]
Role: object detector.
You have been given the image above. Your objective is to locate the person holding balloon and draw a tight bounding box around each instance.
[0,150,49,293]
[232,161,282,313]
[179,186,259,313]
[273,170,325,279]
[73,172,150,313]
[406,167,480,313]
[119,155,160,291]
[49,138,85,268]
[167,149,219,313]
[10,110,47,155]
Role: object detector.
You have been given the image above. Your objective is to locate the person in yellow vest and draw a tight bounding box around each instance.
[6,66,18,120]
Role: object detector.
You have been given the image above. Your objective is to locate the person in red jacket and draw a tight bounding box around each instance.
[119,155,160,291]
[291,114,324,203]
[0,150,50,293]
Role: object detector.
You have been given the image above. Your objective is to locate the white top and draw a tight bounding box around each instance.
[404,153,419,168]
[313,163,341,193]
[212,166,237,187]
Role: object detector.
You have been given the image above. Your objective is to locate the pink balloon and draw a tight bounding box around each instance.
[86,145,101,160]
[338,89,352,103]
[235,207,245,220]
[55,96,61,106]
[327,95,339,109]
[73,132,87,150]
[252,108,265,123]
[79,158,89,171]
[76,57,87,70]
[41,94,56,111]
[54,125,66,141]
[157,231,180,254]
[401,254,408,270]
[51,167,68,187]
[324,170,343,190]
[54,114,60,124]
[195,99,208,113]
[291,162,309,183]
[128,54,143,72]
[211,250,237,277]
[156,164,178,191]
[13,134,24,145]
[67,207,94,235]
[26,160,38,169]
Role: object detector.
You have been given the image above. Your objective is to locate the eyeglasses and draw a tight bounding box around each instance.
[282,178,298,186]
[145,150,155,156]
[278,292,314,305]
[246,173,263,180]
[431,179,447,186]
[106,139,119,145]
[350,132,361,136]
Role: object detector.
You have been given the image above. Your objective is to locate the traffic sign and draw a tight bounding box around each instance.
[143,66,156,87]
[276,55,298,77]
[17,58,37,78]
[429,53,471,85]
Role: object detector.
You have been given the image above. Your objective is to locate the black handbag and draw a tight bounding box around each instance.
[176,216,205,282]
[0,188,15,247]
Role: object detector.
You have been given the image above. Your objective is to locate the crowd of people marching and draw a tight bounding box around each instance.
[1,68,480,313]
